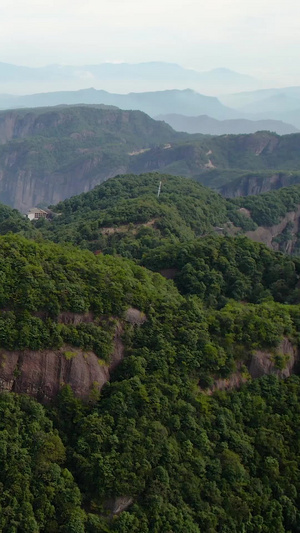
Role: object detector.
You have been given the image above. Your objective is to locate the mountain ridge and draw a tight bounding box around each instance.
[157,113,299,135]
[0,87,238,120]
[0,61,259,94]
[2,106,300,210]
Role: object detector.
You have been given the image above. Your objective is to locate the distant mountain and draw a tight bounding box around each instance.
[0,105,185,211]
[0,61,259,94]
[0,87,237,120]
[221,86,300,128]
[221,86,300,109]
[239,93,300,116]
[157,113,299,135]
[3,105,300,211]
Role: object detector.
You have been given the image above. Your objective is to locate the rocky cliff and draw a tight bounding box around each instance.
[0,106,182,211]
[2,109,300,211]
[0,306,147,402]
[219,172,300,198]
[206,338,299,394]
[0,323,124,402]
[245,205,300,254]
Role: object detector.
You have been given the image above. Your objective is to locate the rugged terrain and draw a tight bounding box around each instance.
[32,173,300,256]
[0,169,300,530]
[2,106,300,210]
[0,105,185,210]
[0,96,300,533]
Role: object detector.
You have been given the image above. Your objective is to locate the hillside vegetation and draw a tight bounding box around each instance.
[37,173,253,255]
[0,231,299,530]
[32,173,300,258]
[1,172,300,530]
[4,171,300,258]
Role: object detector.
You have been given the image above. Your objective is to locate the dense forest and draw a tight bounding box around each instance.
[30,173,300,258]
[1,173,300,531]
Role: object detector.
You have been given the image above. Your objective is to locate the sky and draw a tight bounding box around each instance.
[1,0,300,85]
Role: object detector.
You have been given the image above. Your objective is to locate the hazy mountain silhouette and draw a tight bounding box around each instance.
[157,113,299,135]
[0,88,237,120]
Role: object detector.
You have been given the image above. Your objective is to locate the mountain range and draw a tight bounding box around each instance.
[2,105,300,211]
[0,61,259,94]
[157,113,299,135]
[3,82,300,131]
[0,87,237,120]
[0,94,300,529]
[221,86,300,128]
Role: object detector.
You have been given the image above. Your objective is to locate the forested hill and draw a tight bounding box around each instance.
[34,173,300,257]
[0,104,181,145]
[37,173,251,255]
[2,163,300,529]
[3,171,300,257]
[0,231,300,530]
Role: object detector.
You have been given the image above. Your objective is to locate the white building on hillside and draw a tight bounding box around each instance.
[25,208,51,221]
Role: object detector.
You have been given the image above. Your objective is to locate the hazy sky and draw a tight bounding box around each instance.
[2,0,299,83]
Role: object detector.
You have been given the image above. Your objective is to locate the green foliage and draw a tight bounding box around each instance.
[0,393,85,532]
[143,235,300,305]
[35,173,300,262]
[233,185,300,226]
[0,106,184,205]
[0,203,39,238]
[39,173,253,260]
[0,233,179,355]
[0,173,300,532]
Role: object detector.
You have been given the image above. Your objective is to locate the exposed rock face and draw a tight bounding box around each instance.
[206,338,298,394]
[245,206,300,254]
[0,348,110,401]
[220,173,300,198]
[0,157,126,213]
[0,106,178,211]
[58,311,94,325]
[105,496,134,516]
[0,322,125,402]
[0,308,150,401]
[249,338,297,379]
[125,307,147,326]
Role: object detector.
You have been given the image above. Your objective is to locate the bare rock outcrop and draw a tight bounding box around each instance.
[0,320,125,402]
[105,496,134,517]
[249,338,297,379]
[125,307,147,326]
[0,348,110,401]
[245,206,300,253]
[205,338,299,394]
[0,308,149,401]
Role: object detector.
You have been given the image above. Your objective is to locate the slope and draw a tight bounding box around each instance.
[3,106,300,210]
[0,105,186,211]
[36,173,300,258]
[37,173,250,255]
[0,230,299,531]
